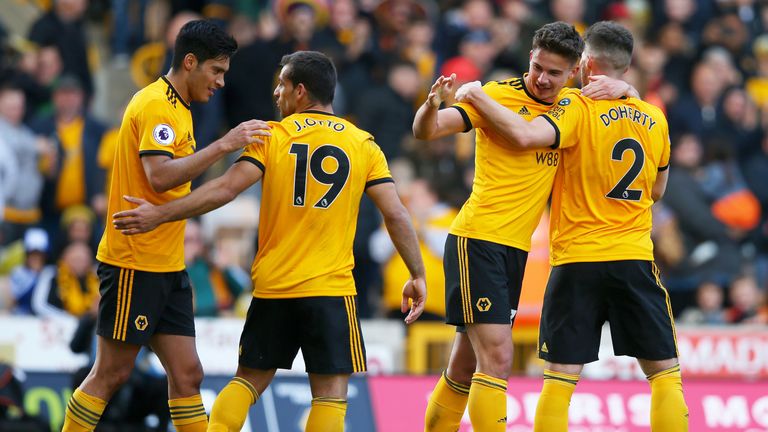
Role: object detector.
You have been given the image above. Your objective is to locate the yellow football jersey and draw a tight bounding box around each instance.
[451,77,566,251]
[97,76,196,272]
[239,110,392,298]
[542,90,671,265]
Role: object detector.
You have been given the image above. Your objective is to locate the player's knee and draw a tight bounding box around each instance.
[447,359,476,385]
[169,360,204,393]
[93,363,134,392]
[482,348,513,377]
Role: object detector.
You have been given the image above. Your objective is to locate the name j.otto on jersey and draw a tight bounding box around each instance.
[293,118,346,133]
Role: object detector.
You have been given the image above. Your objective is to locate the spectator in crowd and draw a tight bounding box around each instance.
[184,219,248,317]
[32,241,98,318]
[9,228,49,315]
[663,133,745,304]
[678,280,726,325]
[30,75,107,237]
[0,86,53,245]
[50,204,98,263]
[437,0,493,62]
[724,275,768,324]
[667,62,726,138]
[27,0,93,98]
[358,61,421,160]
[0,136,17,240]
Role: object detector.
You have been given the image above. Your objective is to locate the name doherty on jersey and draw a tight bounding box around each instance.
[293,118,346,133]
[599,105,657,130]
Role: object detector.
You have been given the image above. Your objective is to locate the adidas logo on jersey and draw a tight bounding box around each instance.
[518,106,531,116]
[541,342,549,353]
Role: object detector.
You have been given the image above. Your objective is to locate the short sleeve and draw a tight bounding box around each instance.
[236,130,272,173]
[365,139,393,189]
[138,100,179,158]
[659,121,671,171]
[451,82,502,132]
[540,94,587,150]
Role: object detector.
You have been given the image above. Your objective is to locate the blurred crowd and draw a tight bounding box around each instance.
[0,0,767,328]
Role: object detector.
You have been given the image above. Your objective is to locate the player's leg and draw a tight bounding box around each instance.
[638,358,688,432]
[534,362,582,432]
[424,330,475,432]
[450,237,525,431]
[209,366,277,432]
[209,297,301,431]
[63,263,147,432]
[464,323,511,431]
[535,263,606,432]
[300,295,367,432]
[151,334,207,431]
[306,373,350,432]
[425,235,478,431]
[149,270,207,432]
[63,337,142,431]
[608,261,687,431]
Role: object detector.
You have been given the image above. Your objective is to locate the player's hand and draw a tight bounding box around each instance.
[112,196,162,235]
[455,81,482,102]
[426,74,457,108]
[401,276,427,324]
[581,75,632,100]
[219,119,272,152]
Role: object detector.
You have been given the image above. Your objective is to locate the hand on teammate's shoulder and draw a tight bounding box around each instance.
[219,119,272,152]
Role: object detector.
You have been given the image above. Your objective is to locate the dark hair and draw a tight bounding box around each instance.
[532,22,584,65]
[583,21,634,71]
[279,51,337,105]
[171,20,237,69]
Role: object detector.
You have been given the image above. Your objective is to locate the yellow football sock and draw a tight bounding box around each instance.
[169,393,208,432]
[209,377,260,432]
[533,369,579,432]
[424,371,469,432]
[468,372,507,431]
[648,365,689,432]
[62,388,106,432]
[305,397,347,432]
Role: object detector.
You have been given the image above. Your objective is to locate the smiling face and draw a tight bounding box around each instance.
[186,55,230,103]
[526,48,578,102]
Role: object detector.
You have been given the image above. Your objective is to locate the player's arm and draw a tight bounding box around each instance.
[456,82,556,149]
[113,160,263,234]
[413,74,472,140]
[142,119,270,193]
[652,167,669,202]
[366,182,426,324]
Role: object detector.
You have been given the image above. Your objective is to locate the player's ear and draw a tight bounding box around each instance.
[183,53,198,71]
[568,64,580,80]
[295,82,307,98]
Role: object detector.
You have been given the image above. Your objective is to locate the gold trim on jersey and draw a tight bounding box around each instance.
[652,262,679,356]
[113,268,135,341]
[344,296,366,373]
[457,237,474,324]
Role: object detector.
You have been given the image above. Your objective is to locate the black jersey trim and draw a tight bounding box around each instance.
[237,156,266,172]
[450,106,472,133]
[365,177,394,190]
[161,76,191,109]
[301,109,342,119]
[521,74,554,106]
[139,150,174,158]
[540,115,561,149]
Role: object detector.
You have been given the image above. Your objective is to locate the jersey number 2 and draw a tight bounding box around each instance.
[606,138,644,201]
[289,143,350,208]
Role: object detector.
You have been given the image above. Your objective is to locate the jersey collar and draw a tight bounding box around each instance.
[521,73,554,106]
[161,76,191,110]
